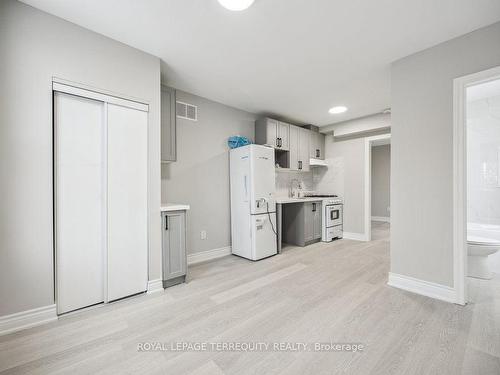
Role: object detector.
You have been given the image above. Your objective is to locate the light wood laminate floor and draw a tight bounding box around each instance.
[1,222,499,374]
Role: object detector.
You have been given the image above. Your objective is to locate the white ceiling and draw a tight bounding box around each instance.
[22,0,500,126]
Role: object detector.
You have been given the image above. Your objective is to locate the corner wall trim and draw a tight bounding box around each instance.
[372,216,390,223]
[0,304,57,336]
[343,232,369,242]
[187,246,232,265]
[387,272,458,304]
[147,279,164,294]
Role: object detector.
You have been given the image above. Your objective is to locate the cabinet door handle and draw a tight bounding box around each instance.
[165,216,168,230]
[312,203,316,212]
[298,160,302,170]
[316,149,320,158]
[278,138,282,148]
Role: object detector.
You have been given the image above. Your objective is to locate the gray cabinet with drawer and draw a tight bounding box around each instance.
[282,201,322,247]
[162,211,187,287]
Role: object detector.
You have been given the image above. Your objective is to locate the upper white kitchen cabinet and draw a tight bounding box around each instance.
[277,121,290,150]
[309,131,325,160]
[298,127,310,171]
[289,125,310,172]
[161,85,176,162]
[255,117,289,151]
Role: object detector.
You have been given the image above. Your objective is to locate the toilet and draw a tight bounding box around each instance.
[467,223,500,279]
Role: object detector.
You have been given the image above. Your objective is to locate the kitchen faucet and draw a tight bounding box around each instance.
[289,178,302,198]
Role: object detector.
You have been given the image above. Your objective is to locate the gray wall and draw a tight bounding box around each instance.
[0,0,161,316]
[371,145,391,218]
[161,91,256,255]
[314,135,366,234]
[391,21,500,287]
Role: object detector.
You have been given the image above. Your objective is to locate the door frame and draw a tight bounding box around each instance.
[452,65,500,305]
[364,133,391,242]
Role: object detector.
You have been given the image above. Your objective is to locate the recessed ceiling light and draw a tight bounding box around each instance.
[218,0,255,11]
[329,106,348,114]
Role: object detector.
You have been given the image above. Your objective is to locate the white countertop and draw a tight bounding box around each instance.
[275,197,324,204]
[161,203,190,212]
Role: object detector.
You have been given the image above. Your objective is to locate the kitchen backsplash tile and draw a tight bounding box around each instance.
[313,157,343,196]
[275,170,314,197]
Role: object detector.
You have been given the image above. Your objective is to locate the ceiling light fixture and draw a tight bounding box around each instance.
[329,106,348,114]
[218,0,255,11]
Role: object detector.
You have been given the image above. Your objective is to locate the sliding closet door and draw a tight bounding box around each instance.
[55,92,105,314]
[107,103,148,301]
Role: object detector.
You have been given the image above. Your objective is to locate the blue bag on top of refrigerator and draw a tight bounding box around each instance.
[227,135,251,149]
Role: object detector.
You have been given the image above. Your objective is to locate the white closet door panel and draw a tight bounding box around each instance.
[55,92,105,314]
[107,104,148,301]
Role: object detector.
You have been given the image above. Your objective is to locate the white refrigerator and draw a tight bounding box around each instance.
[230,144,277,260]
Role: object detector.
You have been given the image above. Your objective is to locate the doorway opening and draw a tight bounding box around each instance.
[364,133,391,242]
[453,66,500,305]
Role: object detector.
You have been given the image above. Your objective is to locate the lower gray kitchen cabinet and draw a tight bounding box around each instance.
[313,203,322,239]
[162,211,187,287]
[305,202,322,242]
[161,85,176,162]
[283,202,322,247]
[304,202,315,243]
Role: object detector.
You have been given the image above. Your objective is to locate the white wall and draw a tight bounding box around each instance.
[322,113,391,137]
[161,91,256,255]
[391,21,500,287]
[467,94,500,274]
[0,0,161,316]
[371,145,391,218]
[314,135,366,234]
[467,95,500,225]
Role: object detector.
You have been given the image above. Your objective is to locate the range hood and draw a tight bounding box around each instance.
[309,158,328,167]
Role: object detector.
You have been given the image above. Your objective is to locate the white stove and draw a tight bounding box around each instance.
[319,197,343,242]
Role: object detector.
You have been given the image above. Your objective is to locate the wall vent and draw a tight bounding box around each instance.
[176,101,198,121]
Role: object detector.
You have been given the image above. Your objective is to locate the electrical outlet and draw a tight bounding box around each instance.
[200,230,207,240]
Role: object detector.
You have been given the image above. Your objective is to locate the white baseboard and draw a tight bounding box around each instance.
[387,272,457,304]
[188,246,232,265]
[343,232,369,241]
[147,279,164,294]
[0,304,57,336]
[372,216,390,223]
